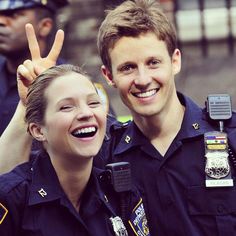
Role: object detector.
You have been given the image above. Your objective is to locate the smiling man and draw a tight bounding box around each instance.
[0,0,68,135]
[97,0,236,235]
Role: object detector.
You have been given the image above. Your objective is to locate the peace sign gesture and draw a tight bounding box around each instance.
[17,23,65,104]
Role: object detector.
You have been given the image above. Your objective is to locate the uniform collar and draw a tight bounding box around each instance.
[112,121,149,155]
[176,93,213,140]
[28,152,116,216]
[113,93,217,155]
[28,152,65,206]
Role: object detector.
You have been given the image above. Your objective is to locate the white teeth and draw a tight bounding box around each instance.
[135,89,157,98]
[74,127,96,135]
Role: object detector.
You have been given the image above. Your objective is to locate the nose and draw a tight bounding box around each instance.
[75,105,94,121]
[134,67,152,88]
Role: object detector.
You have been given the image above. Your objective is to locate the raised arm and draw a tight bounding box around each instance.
[0,24,64,174]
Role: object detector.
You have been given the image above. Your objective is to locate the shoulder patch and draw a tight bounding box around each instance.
[128,198,150,236]
[0,202,8,224]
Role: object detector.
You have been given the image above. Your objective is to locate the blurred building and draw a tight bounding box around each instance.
[58,0,236,118]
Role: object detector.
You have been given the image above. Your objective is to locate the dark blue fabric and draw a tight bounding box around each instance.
[96,93,236,236]
[0,151,147,235]
[0,57,19,135]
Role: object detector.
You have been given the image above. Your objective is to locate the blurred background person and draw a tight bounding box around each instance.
[0,0,69,135]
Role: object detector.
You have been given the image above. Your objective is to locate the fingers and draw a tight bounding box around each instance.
[47,29,64,62]
[25,23,41,61]
[17,64,35,85]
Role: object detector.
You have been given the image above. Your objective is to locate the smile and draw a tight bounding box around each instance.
[71,126,97,138]
[132,88,159,98]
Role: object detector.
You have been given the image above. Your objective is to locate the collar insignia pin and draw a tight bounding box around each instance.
[192,123,200,130]
[38,188,47,198]
[125,135,131,143]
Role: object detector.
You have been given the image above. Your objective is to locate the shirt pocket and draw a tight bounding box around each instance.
[187,186,236,236]
[188,186,236,215]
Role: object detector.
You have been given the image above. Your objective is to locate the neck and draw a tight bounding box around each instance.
[133,93,185,156]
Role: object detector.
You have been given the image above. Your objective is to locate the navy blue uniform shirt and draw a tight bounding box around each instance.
[96,93,236,236]
[0,151,150,236]
[0,57,19,135]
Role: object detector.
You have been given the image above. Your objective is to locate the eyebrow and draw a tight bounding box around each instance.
[56,93,100,103]
[117,61,135,70]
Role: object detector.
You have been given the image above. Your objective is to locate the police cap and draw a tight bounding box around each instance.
[0,0,69,13]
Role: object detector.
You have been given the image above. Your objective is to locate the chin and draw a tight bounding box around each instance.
[133,106,159,116]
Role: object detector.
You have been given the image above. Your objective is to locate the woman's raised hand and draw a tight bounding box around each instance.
[17,23,65,104]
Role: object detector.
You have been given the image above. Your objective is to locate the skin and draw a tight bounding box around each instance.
[0,24,64,174]
[0,8,52,73]
[0,26,184,170]
[101,32,185,155]
[29,72,106,210]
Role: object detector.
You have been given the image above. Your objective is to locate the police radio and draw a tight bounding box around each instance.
[105,162,132,192]
[205,94,233,187]
[105,162,132,223]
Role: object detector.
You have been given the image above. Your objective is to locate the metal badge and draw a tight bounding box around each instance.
[110,216,128,236]
[205,151,230,179]
[204,131,233,187]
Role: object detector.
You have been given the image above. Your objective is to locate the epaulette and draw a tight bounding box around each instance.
[110,121,130,137]
[104,119,131,141]
[202,107,236,128]
[111,120,131,131]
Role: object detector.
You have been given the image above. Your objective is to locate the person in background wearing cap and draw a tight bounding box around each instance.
[0,0,68,136]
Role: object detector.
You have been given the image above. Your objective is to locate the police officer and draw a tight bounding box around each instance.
[97,1,236,235]
[0,64,149,236]
[0,0,68,135]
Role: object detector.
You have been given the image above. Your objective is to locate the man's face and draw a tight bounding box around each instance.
[103,32,181,119]
[0,8,38,56]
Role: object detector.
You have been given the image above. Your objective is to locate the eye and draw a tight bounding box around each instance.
[119,64,136,74]
[148,58,160,68]
[60,105,74,111]
[88,100,101,108]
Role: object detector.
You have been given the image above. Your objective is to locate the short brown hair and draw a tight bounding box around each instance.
[25,64,88,128]
[97,0,177,72]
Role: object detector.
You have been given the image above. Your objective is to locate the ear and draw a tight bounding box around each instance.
[37,18,53,38]
[172,49,181,75]
[101,65,116,88]
[28,123,46,142]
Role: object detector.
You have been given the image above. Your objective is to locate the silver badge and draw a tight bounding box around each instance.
[205,151,230,179]
[204,131,233,187]
[110,216,128,236]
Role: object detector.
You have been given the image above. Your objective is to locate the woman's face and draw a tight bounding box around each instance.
[30,72,107,161]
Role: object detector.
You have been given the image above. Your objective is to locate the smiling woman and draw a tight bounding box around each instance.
[0,64,150,236]
[25,64,106,160]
